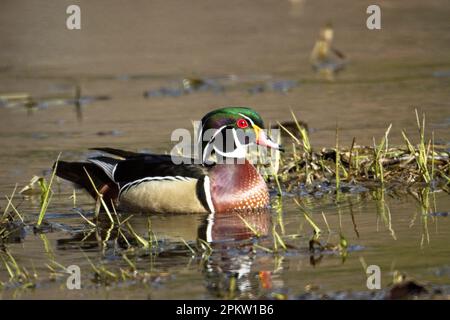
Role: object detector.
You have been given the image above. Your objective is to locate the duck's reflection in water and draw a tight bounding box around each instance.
[198,209,270,242]
[198,209,283,298]
[55,208,284,298]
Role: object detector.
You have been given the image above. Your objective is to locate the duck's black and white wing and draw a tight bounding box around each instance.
[87,151,214,214]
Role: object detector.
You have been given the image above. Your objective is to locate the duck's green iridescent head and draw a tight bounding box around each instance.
[201,106,264,130]
[199,106,282,163]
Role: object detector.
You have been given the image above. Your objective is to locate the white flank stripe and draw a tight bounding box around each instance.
[203,176,215,214]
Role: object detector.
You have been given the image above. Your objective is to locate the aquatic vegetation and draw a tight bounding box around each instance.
[0,109,449,299]
[0,250,37,290]
[144,77,224,98]
[271,110,450,195]
[144,76,302,99]
[0,86,109,121]
[36,153,61,227]
[248,80,299,94]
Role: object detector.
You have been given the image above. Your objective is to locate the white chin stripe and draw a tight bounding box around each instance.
[213,145,247,159]
[213,128,247,159]
[202,125,227,164]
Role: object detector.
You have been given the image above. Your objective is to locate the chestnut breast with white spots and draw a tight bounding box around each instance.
[209,160,269,212]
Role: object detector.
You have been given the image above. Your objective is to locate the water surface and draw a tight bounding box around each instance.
[0,0,449,299]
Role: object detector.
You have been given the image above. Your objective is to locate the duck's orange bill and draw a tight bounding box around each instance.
[253,125,284,152]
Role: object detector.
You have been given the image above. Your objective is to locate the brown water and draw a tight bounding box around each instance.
[0,0,449,299]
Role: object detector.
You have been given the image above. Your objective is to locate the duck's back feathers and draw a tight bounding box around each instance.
[112,156,208,187]
[89,147,142,159]
[87,156,119,181]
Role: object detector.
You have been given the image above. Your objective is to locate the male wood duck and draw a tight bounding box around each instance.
[55,107,283,214]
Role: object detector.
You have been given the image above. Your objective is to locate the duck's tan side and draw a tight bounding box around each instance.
[118,179,209,214]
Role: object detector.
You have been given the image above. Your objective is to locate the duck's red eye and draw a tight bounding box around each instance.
[236,118,249,129]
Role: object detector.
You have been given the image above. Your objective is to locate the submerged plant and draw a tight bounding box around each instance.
[36,153,61,227]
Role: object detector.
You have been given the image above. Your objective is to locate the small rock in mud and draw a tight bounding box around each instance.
[428,211,449,217]
[388,280,428,300]
[144,87,185,98]
[96,130,122,136]
[144,78,224,98]
[248,80,299,94]
[273,119,309,133]
[432,70,450,78]
[0,220,27,244]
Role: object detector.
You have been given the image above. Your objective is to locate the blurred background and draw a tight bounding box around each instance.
[0,0,449,299]
[1,1,449,170]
